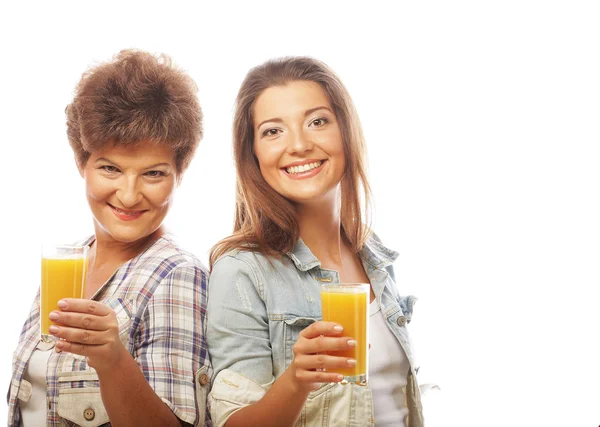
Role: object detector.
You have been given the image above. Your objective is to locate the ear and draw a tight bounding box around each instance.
[75,156,85,178]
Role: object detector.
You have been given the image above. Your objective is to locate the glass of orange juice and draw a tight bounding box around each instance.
[41,245,88,342]
[320,283,369,385]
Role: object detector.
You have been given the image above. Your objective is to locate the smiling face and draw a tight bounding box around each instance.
[82,140,177,245]
[252,81,346,206]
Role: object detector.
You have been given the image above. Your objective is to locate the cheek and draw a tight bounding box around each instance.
[145,183,176,208]
[254,145,280,177]
[85,176,113,202]
[317,131,346,161]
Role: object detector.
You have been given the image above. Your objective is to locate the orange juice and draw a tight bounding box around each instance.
[320,283,369,384]
[41,248,87,341]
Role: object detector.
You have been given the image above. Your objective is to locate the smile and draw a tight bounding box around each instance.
[284,160,324,175]
[108,203,146,221]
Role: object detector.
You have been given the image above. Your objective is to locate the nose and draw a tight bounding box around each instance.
[116,175,143,207]
[286,128,314,155]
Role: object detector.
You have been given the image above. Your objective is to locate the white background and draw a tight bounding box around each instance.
[1,1,599,426]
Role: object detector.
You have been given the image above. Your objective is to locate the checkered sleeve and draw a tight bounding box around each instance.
[7,290,40,426]
[135,263,210,426]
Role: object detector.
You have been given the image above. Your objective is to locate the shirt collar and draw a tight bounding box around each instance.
[285,233,398,272]
[359,233,399,269]
[286,238,321,271]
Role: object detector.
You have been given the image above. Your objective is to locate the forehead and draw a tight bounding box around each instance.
[89,140,175,164]
[253,81,333,124]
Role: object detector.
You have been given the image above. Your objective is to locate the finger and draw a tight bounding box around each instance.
[58,299,113,317]
[49,311,107,331]
[55,340,99,358]
[300,321,344,339]
[294,335,356,355]
[295,369,343,384]
[49,325,108,345]
[294,354,357,371]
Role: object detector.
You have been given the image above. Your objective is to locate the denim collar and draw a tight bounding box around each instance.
[285,233,399,272]
[286,239,321,271]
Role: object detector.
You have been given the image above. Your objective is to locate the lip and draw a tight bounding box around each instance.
[108,203,146,221]
[281,159,325,169]
[281,159,327,180]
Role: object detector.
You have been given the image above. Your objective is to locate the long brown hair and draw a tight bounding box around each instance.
[210,57,372,269]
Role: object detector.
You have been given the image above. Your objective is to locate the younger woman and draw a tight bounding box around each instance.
[207,57,423,427]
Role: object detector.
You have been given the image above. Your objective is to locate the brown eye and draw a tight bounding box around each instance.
[145,170,166,178]
[262,128,280,137]
[310,117,328,127]
[100,165,119,173]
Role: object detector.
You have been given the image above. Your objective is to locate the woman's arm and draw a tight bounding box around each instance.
[50,263,208,427]
[97,345,187,426]
[224,322,355,427]
[208,256,354,427]
[52,300,183,427]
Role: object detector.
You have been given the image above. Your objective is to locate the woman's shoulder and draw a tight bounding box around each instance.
[133,234,208,277]
[212,246,274,269]
[361,231,399,266]
[210,247,286,291]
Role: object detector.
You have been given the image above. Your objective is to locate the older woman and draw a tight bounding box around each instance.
[8,50,211,427]
[207,57,424,427]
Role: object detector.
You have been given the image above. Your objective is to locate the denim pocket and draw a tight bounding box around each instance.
[283,316,318,369]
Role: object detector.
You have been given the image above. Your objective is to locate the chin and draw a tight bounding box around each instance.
[285,191,332,205]
[99,224,155,244]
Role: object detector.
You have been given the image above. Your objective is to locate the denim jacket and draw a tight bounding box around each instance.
[206,234,424,427]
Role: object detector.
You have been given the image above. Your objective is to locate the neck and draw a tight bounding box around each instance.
[90,227,164,268]
[295,188,345,265]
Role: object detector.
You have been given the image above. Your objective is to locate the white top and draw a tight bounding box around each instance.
[20,347,51,427]
[369,299,410,426]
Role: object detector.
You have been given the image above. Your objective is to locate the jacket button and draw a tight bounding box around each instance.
[397,316,407,326]
[83,408,95,421]
[199,373,209,386]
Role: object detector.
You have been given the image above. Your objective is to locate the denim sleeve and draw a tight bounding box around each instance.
[206,255,275,425]
[207,254,274,387]
[386,264,417,323]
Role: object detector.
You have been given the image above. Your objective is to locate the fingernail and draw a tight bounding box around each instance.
[347,339,357,347]
[347,359,357,366]
[336,374,344,381]
[55,341,63,352]
[333,325,343,332]
[49,325,59,334]
[58,300,68,309]
[49,312,59,321]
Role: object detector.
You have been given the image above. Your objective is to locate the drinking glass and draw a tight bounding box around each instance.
[40,245,88,342]
[320,283,369,385]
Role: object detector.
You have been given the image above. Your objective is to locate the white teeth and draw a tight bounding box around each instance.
[286,161,323,175]
[113,206,140,215]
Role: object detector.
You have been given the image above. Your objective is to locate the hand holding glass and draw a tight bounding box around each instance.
[320,283,369,385]
[41,245,88,342]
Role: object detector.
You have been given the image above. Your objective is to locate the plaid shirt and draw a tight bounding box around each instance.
[8,234,212,427]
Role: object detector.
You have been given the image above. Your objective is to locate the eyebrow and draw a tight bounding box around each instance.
[95,157,117,165]
[256,106,333,130]
[143,163,172,170]
[94,158,171,169]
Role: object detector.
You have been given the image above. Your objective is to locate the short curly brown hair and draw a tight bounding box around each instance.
[66,49,202,175]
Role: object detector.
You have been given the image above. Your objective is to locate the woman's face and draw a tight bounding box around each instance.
[252,80,345,205]
[82,140,177,244]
